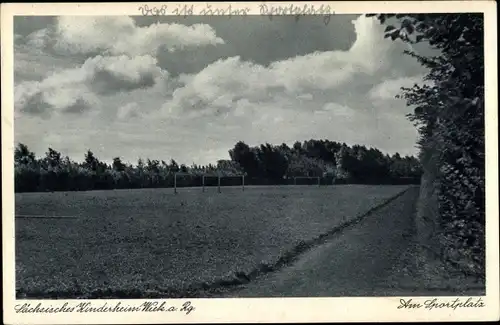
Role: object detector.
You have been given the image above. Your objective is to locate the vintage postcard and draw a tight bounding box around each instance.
[2,1,499,324]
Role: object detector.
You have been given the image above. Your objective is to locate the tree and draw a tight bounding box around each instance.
[83,150,99,172]
[169,159,179,173]
[292,141,302,152]
[229,141,261,177]
[44,148,62,169]
[137,158,145,170]
[257,143,289,181]
[14,143,39,192]
[112,157,125,172]
[287,154,329,177]
[14,143,36,166]
[368,13,485,275]
[13,140,421,193]
[334,144,352,179]
[146,159,160,173]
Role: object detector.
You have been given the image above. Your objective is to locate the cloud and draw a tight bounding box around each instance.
[269,51,357,93]
[161,16,402,119]
[146,15,424,163]
[320,102,356,117]
[163,56,280,118]
[348,15,394,74]
[264,15,396,92]
[83,55,165,95]
[369,75,427,101]
[25,27,52,51]
[296,93,313,101]
[15,81,99,117]
[15,54,165,116]
[14,34,24,43]
[14,15,430,166]
[117,102,141,120]
[26,16,225,57]
[15,16,222,118]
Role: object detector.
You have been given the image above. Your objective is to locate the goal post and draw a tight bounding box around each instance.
[173,172,245,193]
[173,172,200,194]
[200,174,221,193]
[202,174,245,193]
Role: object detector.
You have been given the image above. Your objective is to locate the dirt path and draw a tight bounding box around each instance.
[224,187,421,297]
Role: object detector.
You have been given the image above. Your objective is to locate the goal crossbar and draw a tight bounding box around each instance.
[174,172,245,193]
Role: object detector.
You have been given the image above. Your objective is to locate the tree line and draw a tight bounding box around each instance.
[229,140,421,183]
[14,139,421,193]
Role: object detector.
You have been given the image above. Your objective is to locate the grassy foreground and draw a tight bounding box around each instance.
[15,185,409,298]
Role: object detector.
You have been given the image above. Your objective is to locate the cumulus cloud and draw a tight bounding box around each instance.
[15,81,100,117]
[296,93,313,101]
[161,16,406,118]
[15,54,165,116]
[15,16,224,118]
[269,51,357,93]
[26,16,225,57]
[25,28,52,51]
[348,15,394,74]
[117,102,141,120]
[320,102,356,117]
[14,34,24,43]
[163,56,280,118]
[369,75,427,101]
[14,15,429,165]
[83,55,165,95]
[264,15,398,92]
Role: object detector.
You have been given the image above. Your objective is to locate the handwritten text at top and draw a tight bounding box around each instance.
[138,3,334,25]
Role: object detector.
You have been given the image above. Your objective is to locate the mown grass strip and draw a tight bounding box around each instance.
[17,186,415,299]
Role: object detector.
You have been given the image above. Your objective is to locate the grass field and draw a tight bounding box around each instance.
[15,185,410,298]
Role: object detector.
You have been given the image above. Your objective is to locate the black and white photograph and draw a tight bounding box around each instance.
[2,1,499,323]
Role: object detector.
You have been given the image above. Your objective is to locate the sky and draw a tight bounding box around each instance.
[13,15,432,166]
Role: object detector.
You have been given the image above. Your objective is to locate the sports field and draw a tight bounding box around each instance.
[15,185,410,298]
